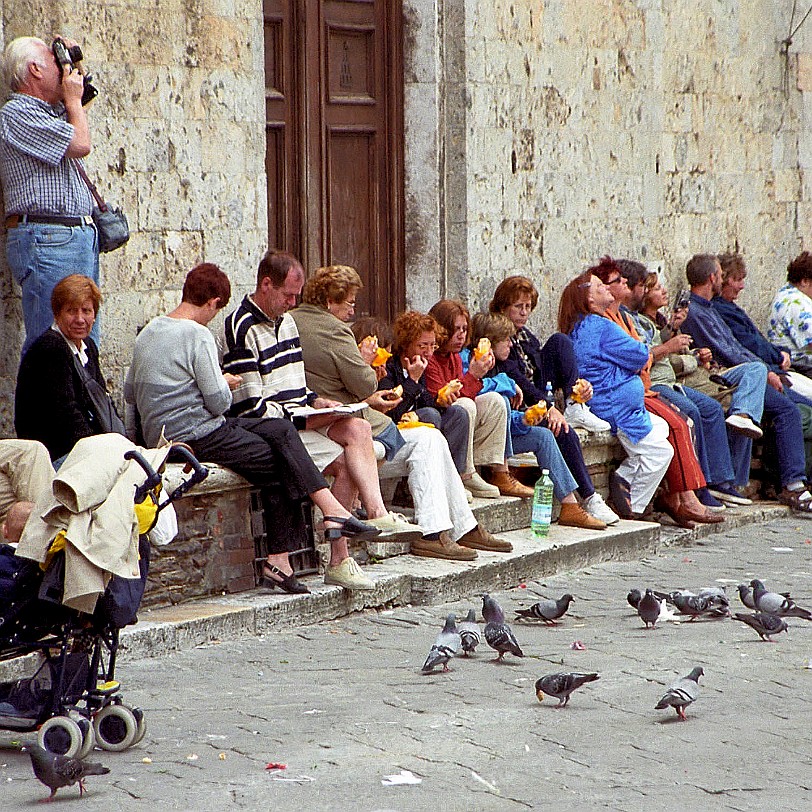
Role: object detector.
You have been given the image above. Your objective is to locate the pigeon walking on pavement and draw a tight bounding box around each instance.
[482,594,524,661]
[627,588,643,610]
[458,608,482,656]
[733,612,789,642]
[514,593,574,624]
[535,672,599,707]
[737,583,757,609]
[637,589,661,628]
[421,613,462,673]
[750,579,812,620]
[670,592,728,619]
[654,666,704,721]
[25,744,110,801]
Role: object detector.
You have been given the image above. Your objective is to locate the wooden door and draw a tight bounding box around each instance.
[263,0,404,320]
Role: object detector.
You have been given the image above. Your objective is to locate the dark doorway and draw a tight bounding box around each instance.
[263,0,404,320]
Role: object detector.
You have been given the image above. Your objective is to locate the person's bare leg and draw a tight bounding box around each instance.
[326,418,388,518]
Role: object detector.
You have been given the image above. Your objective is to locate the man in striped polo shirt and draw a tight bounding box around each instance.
[221,249,422,544]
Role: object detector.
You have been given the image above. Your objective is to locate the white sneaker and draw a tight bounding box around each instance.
[584,492,620,525]
[324,557,375,590]
[564,402,611,433]
[367,511,423,543]
[725,413,763,439]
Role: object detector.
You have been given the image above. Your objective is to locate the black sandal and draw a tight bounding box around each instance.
[322,515,382,542]
[261,564,310,594]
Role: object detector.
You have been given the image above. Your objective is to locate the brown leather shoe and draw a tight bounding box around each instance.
[488,470,534,498]
[457,525,513,552]
[410,532,478,560]
[557,502,607,530]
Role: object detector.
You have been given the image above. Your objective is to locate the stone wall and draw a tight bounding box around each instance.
[404,0,812,337]
[4,1,812,437]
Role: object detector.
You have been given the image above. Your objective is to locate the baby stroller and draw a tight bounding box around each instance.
[0,442,208,757]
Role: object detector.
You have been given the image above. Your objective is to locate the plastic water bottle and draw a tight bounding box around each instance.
[531,468,554,538]
[545,381,554,407]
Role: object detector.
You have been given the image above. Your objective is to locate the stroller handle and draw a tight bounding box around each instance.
[124,446,210,507]
[124,449,163,503]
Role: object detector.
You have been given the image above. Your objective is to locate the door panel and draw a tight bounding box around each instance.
[264,0,403,320]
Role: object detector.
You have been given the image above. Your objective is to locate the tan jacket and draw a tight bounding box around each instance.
[17,434,170,614]
[291,303,392,437]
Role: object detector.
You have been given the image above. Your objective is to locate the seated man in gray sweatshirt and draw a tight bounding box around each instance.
[125,262,384,591]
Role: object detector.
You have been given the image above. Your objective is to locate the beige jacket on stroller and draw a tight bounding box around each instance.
[16,434,170,614]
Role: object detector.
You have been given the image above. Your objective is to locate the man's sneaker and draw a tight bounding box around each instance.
[708,483,753,506]
[457,525,513,552]
[725,413,763,439]
[563,402,611,433]
[583,492,620,524]
[463,472,501,499]
[696,487,727,512]
[366,511,423,543]
[324,557,375,590]
[410,531,478,560]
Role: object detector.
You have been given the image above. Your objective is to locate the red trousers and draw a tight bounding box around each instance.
[644,395,706,493]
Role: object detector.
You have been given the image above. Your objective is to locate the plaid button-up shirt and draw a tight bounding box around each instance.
[0,93,93,216]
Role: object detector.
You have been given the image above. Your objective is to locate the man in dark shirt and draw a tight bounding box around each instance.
[682,254,812,512]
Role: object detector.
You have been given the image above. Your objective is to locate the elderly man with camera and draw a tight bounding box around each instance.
[0,35,100,354]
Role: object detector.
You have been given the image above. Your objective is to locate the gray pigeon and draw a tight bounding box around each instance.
[670,592,728,619]
[515,593,574,624]
[733,612,789,642]
[627,588,643,609]
[535,672,599,707]
[482,594,524,661]
[654,666,704,721]
[737,583,757,609]
[637,589,661,628]
[458,608,482,656]
[421,613,461,673]
[750,579,812,620]
[25,744,110,800]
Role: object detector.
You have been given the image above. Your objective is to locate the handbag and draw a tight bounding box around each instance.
[75,161,130,253]
[72,354,127,435]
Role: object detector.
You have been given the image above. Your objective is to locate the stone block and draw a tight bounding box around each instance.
[774,168,802,203]
[798,53,812,92]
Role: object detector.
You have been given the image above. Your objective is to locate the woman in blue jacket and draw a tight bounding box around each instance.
[559,271,673,519]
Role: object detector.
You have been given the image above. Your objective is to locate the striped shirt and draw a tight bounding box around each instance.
[222,295,316,419]
[0,93,92,216]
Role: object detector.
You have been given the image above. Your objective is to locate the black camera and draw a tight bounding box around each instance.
[673,288,691,311]
[52,38,98,106]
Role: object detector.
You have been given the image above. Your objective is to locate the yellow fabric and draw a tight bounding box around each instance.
[41,530,68,571]
[134,493,159,535]
[397,420,438,430]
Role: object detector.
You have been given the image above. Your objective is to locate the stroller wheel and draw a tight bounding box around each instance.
[38,715,84,757]
[76,717,96,759]
[94,704,137,751]
[132,707,147,745]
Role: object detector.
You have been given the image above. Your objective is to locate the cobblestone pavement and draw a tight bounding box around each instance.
[2,518,811,810]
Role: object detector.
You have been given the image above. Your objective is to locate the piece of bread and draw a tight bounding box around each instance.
[437,378,463,406]
[473,337,491,360]
[523,402,548,426]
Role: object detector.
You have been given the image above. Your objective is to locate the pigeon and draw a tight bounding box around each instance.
[421,613,461,673]
[535,672,599,707]
[750,579,812,620]
[627,588,643,610]
[458,608,482,656]
[514,593,574,624]
[654,666,704,721]
[482,594,524,661]
[737,583,757,609]
[637,589,661,628]
[732,612,789,642]
[25,744,110,800]
[670,592,728,620]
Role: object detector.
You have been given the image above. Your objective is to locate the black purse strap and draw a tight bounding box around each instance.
[74,160,108,212]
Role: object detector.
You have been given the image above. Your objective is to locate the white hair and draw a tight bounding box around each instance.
[3,37,48,91]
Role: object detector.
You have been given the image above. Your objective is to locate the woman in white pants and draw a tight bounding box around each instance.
[559,271,673,518]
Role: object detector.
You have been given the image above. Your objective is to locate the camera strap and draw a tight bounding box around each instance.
[74,161,109,213]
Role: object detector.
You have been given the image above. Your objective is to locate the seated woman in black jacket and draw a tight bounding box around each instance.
[15,274,119,463]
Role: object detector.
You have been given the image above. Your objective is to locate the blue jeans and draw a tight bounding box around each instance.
[6,221,100,355]
[512,425,578,500]
[719,362,767,421]
[652,384,735,486]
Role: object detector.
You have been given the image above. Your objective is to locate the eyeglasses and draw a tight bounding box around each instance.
[605,276,623,285]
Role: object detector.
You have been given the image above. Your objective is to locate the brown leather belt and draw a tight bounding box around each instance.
[5,214,93,229]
